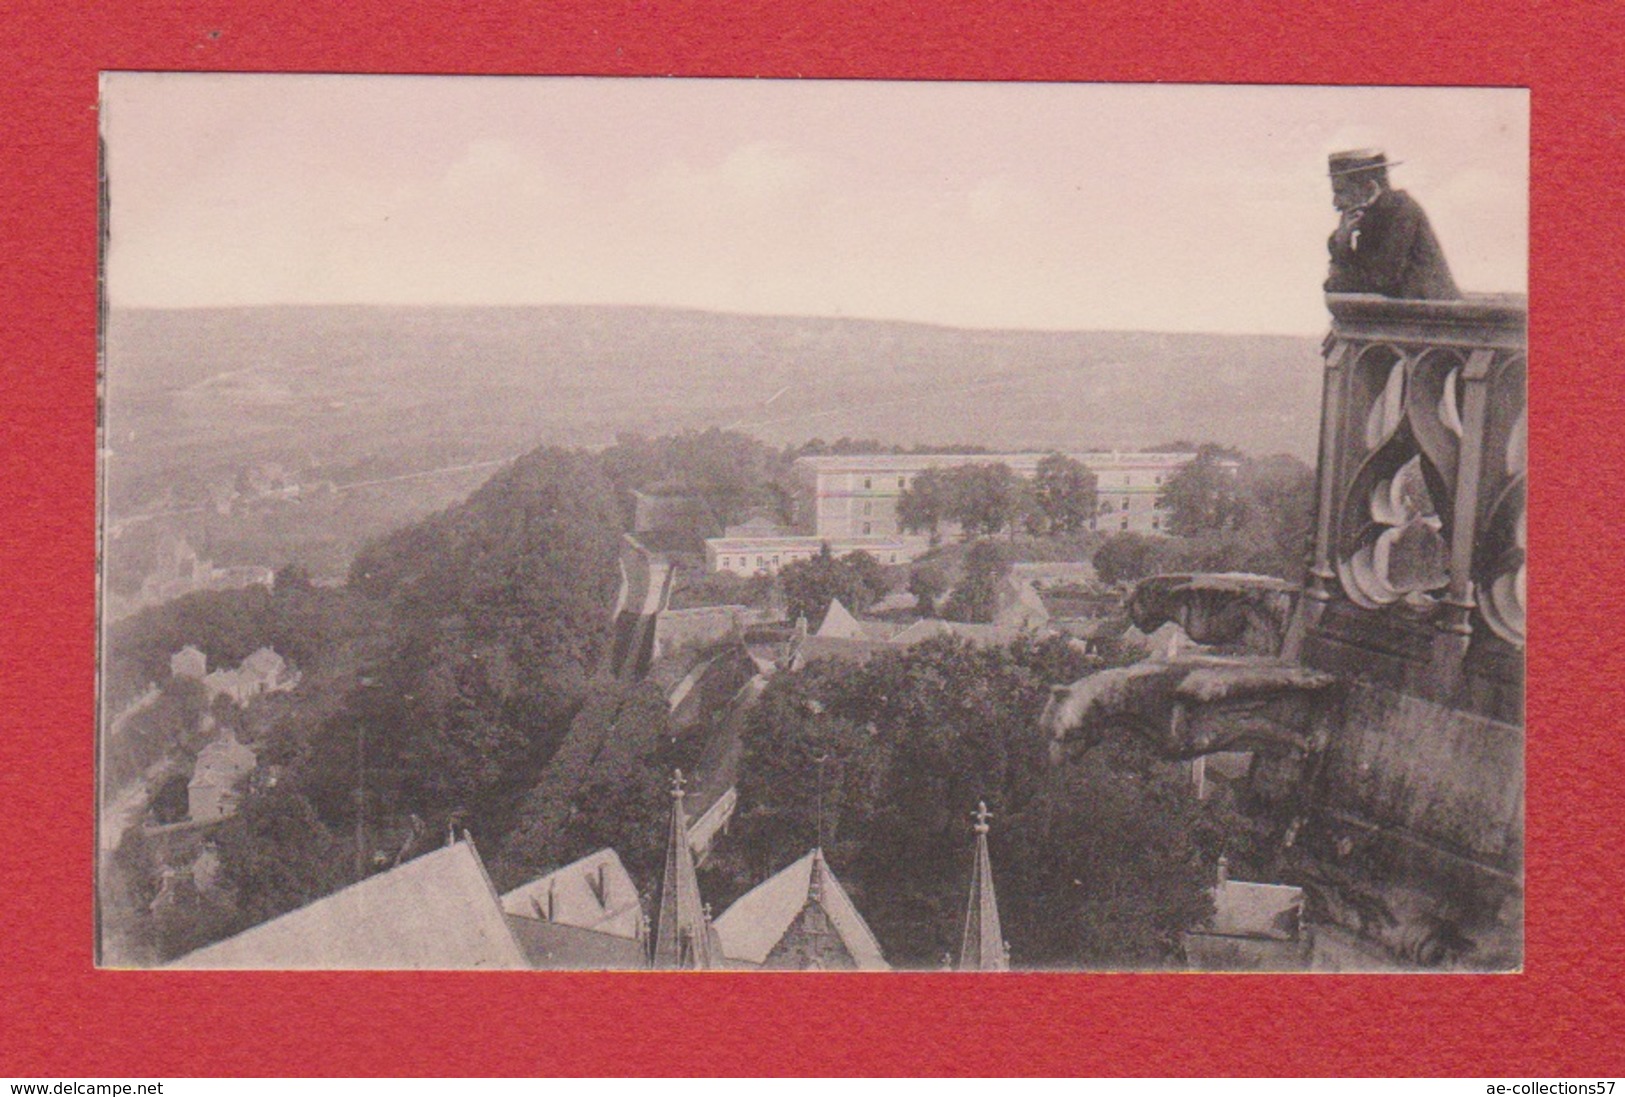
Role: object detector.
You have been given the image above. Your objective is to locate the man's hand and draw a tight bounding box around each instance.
[1332,208,1365,253]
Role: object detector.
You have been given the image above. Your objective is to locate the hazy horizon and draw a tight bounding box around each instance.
[106,297,1352,340]
[102,77,1528,337]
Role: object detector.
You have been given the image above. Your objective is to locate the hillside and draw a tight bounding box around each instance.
[102,304,1323,584]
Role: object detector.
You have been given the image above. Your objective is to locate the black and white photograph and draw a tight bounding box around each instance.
[96,76,1527,972]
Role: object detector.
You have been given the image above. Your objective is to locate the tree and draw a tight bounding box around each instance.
[1158,445,1249,537]
[106,675,210,794]
[213,787,347,930]
[1092,532,1175,586]
[723,634,1225,968]
[1146,450,1315,582]
[554,765,671,907]
[945,463,1021,538]
[897,467,954,541]
[779,544,888,628]
[601,428,793,529]
[495,677,677,890]
[1233,454,1316,581]
[1033,453,1099,533]
[941,540,1011,624]
[908,563,948,617]
[339,444,628,830]
[998,741,1217,967]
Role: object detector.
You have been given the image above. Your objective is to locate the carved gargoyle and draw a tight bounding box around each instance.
[1127,573,1298,656]
[1040,654,1342,846]
[1040,656,1339,762]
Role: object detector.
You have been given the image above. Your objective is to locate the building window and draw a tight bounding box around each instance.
[721,557,731,569]
[1121,499,1130,511]
[1152,518,1160,530]
[1120,518,1129,530]
[863,477,872,489]
[756,556,764,568]
[862,522,873,535]
[897,477,905,489]
[862,501,873,516]
[1124,475,1131,485]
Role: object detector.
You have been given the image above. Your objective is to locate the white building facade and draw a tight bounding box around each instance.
[705,451,1216,575]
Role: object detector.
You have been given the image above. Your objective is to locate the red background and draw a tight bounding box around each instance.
[3,0,1621,1077]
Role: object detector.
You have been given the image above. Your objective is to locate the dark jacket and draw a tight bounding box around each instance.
[1326,188,1460,300]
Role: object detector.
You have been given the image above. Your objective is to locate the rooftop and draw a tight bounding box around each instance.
[501,847,643,939]
[168,840,528,970]
[504,915,648,970]
[713,848,888,970]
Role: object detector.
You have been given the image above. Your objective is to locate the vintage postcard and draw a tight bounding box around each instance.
[96,76,1526,972]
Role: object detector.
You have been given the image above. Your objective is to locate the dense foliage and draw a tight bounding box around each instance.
[103,444,632,961]
[702,636,1233,969]
[600,428,796,529]
[1032,453,1099,534]
[1157,444,1251,537]
[940,540,1011,624]
[1091,448,1316,585]
[102,431,1292,967]
[778,544,891,628]
[897,455,1097,542]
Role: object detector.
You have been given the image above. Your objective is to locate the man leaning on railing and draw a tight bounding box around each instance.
[1325,149,1461,300]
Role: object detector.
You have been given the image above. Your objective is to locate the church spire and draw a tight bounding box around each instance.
[650,769,715,969]
[956,801,1009,971]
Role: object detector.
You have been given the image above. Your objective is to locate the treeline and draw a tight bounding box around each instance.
[1094,447,1315,585]
[898,453,1098,540]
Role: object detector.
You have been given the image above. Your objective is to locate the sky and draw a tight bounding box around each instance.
[102,75,1527,335]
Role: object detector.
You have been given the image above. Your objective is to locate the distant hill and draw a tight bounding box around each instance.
[101,304,1322,582]
[106,304,1322,473]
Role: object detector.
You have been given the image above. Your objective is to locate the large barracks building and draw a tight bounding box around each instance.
[705,450,1212,576]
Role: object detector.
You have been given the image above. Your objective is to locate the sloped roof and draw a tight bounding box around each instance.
[504,915,648,970]
[501,848,643,939]
[168,841,528,969]
[713,848,888,970]
[1209,878,1304,941]
[793,635,896,666]
[816,598,906,642]
[240,646,287,678]
[815,597,863,639]
[889,619,1026,649]
[854,619,908,643]
[994,576,1050,630]
[1120,620,1195,660]
[187,734,256,791]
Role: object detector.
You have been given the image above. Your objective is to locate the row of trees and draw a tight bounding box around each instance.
[1095,447,1316,584]
[898,454,1099,541]
[775,539,1015,629]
